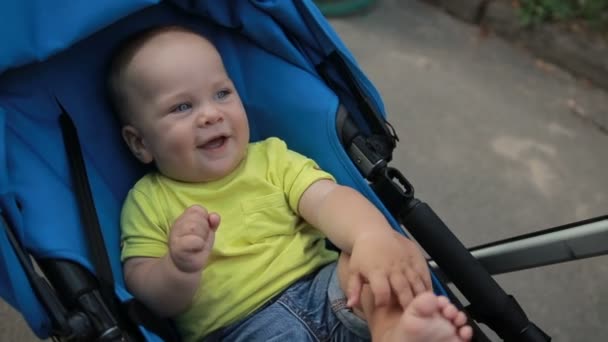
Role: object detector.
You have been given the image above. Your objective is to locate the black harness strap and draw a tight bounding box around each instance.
[58,107,117,316]
[58,102,179,341]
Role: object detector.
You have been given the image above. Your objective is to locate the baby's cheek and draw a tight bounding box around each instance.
[166,133,193,154]
[158,136,195,171]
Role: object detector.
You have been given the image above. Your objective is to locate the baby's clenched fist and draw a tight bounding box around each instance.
[169,205,220,273]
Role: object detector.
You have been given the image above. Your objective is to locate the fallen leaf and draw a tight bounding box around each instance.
[535,59,557,73]
[415,57,431,69]
[566,98,586,117]
[579,78,592,88]
[479,25,491,39]
[569,23,582,33]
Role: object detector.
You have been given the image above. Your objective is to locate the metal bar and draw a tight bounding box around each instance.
[429,216,608,275]
[0,215,72,336]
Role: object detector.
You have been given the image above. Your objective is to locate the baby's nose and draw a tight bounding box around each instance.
[197,109,223,127]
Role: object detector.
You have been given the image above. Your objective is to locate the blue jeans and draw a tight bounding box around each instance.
[204,262,371,341]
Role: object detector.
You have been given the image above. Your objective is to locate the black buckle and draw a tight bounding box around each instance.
[369,166,418,218]
[348,135,387,178]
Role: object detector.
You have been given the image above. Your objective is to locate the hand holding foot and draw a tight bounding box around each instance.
[346,231,432,309]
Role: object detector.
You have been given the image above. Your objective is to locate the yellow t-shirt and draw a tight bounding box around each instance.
[120,137,339,341]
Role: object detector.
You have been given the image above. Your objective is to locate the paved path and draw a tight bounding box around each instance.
[2,0,607,341]
[330,0,607,340]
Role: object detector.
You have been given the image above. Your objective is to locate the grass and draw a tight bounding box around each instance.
[518,0,608,29]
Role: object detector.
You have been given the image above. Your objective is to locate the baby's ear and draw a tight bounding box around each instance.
[121,125,153,164]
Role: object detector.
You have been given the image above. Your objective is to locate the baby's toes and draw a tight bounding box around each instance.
[458,325,474,341]
[437,296,450,306]
[407,292,439,318]
[441,303,459,321]
[453,311,468,327]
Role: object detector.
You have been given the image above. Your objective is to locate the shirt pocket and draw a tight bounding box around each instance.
[240,192,298,243]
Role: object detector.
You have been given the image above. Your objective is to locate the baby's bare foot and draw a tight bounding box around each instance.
[383,292,473,342]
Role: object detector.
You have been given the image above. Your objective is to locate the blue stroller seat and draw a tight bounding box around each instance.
[0,1,550,341]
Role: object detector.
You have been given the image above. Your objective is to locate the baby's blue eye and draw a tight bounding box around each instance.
[215,89,231,100]
[173,103,192,112]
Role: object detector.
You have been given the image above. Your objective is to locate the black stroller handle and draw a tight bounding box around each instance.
[371,167,551,342]
[401,201,550,341]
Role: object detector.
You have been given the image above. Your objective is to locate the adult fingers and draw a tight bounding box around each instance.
[413,259,433,290]
[346,272,363,308]
[389,271,413,308]
[368,272,391,307]
[406,267,427,296]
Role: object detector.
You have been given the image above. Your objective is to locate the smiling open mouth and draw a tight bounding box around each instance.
[201,136,227,150]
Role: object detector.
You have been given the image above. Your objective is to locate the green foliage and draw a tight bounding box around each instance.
[519,0,608,28]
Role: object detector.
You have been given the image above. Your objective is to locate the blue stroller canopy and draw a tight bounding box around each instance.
[0,1,419,340]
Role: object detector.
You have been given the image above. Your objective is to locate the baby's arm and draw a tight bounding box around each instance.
[299,180,431,308]
[123,205,220,317]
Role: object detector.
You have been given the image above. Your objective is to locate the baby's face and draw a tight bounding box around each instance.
[122,30,249,182]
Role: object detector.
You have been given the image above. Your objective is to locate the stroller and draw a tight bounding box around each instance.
[1,1,606,341]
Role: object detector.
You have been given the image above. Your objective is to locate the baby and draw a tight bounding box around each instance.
[108,25,473,342]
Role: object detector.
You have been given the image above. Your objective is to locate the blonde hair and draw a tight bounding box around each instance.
[106,25,205,125]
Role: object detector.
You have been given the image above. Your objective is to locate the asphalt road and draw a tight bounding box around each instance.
[1,0,607,341]
[329,1,607,340]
